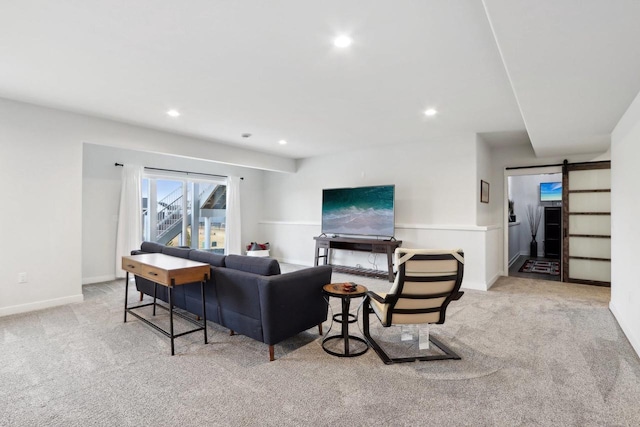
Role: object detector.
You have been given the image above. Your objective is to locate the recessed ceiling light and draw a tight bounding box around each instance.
[424,108,438,117]
[333,35,353,48]
[166,109,181,117]
[278,139,288,145]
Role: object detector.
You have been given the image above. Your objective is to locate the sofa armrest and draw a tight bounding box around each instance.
[257,265,332,345]
[214,267,265,342]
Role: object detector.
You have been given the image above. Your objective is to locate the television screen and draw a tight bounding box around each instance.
[540,182,562,202]
[321,185,395,237]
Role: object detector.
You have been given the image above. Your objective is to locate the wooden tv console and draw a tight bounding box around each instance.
[313,236,402,282]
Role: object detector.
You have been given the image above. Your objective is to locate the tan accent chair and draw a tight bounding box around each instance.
[363,248,465,364]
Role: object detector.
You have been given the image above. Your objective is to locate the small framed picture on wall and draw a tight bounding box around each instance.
[480,180,490,203]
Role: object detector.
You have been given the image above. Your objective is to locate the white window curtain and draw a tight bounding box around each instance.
[225,176,242,255]
[115,164,143,278]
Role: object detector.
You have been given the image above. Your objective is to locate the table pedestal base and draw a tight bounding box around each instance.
[322,287,369,357]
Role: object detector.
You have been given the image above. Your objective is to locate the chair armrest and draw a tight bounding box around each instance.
[451,291,464,301]
[366,291,388,303]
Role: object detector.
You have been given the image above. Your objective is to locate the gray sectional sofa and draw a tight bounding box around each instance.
[131,242,332,360]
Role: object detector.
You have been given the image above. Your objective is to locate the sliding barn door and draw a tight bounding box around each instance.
[562,161,611,286]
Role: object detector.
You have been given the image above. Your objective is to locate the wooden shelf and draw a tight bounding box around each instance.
[544,207,561,259]
[330,265,391,280]
[313,236,402,282]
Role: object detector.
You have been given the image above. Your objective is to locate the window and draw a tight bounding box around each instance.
[141,173,226,253]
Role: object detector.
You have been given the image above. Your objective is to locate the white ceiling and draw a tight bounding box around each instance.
[483,0,640,157]
[1,1,639,159]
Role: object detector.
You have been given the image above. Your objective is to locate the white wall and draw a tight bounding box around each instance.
[274,133,479,225]
[82,144,265,284]
[0,100,83,315]
[610,89,640,357]
[0,97,291,316]
[476,135,495,226]
[259,133,500,290]
[476,135,502,285]
[507,222,522,265]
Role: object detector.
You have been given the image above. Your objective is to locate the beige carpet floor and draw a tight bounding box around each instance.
[1,267,639,426]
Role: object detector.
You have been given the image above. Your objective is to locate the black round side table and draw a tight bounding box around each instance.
[322,283,369,357]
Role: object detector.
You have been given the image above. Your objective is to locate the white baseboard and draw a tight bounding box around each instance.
[0,294,84,318]
[82,274,116,285]
[609,301,640,358]
[508,253,520,267]
[486,272,502,290]
[461,280,488,292]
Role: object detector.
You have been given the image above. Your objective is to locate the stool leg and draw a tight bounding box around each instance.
[201,281,207,345]
[169,286,175,356]
[342,297,351,356]
[124,272,129,323]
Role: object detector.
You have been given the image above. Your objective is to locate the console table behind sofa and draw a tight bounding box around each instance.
[313,236,402,282]
[131,241,332,361]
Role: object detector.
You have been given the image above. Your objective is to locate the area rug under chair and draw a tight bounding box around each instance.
[518,259,560,275]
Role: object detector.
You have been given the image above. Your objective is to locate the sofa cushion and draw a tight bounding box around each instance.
[224,255,280,276]
[189,250,226,267]
[140,241,164,253]
[162,246,192,259]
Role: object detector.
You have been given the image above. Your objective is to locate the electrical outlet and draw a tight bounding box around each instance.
[18,272,27,283]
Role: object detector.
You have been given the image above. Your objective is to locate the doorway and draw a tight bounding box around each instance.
[507,171,562,282]
[141,173,227,252]
[504,161,611,286]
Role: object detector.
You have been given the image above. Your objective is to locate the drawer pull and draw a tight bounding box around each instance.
[148,271,158,276]
[127,264,136,268]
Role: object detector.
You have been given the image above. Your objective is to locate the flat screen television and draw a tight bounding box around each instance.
[540,182,562,202]
[321,185,395,237]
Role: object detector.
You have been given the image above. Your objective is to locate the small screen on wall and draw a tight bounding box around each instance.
[540,182,562,201]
